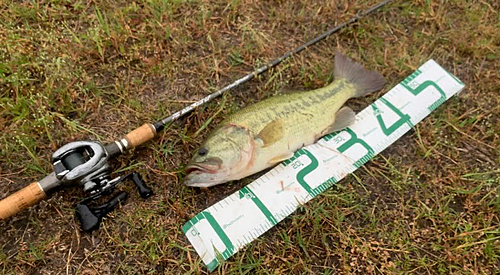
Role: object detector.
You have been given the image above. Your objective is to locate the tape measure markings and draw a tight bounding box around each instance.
[183,60,465,271]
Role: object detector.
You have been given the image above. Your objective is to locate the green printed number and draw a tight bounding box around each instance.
[239,187,278,226]
[401,69,447,112]
[291,149,322,196]
[374,70,447,137]
[372,97,412,136]
[284,148,339,197]
[182,211,234,271]
[324,128,375,168]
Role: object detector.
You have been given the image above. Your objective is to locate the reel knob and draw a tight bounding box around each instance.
[130,172,153,199]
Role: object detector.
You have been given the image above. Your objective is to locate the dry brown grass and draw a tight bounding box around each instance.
[1,0,499,273]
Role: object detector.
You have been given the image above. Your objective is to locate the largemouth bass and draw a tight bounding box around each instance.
[183,52,385,187]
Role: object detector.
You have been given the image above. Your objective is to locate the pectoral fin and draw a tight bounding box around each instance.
[322,107,356,135]
[269,152,294,164]
[255,119,284,147]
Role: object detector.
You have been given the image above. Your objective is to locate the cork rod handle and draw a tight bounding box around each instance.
[124,123,156,148]
[0,182,47,220]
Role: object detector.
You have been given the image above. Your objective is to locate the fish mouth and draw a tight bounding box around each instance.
[185,157,223,175]
[183,165,221,188]
[185,163,217,174]
[183,157,226,187]
[183,180,219,188]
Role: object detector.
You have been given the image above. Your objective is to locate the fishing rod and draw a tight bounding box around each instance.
[0,0,391,231]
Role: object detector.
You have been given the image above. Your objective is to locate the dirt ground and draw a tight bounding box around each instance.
[1,0,499,274]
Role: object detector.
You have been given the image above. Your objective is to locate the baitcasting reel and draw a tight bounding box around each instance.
[52,141,153,232]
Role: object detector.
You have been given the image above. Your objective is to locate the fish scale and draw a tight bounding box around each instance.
[183,59,465,271]
[229,80,351,132]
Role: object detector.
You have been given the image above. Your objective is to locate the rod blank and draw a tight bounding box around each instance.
[153,0,392,131]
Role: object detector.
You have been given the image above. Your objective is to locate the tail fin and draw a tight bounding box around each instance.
[334,52,386,97]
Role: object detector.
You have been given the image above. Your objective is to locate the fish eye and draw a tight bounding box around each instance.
[198,147,208,156]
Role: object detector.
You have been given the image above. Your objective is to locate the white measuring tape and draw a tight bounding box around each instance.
[182,59,465,271]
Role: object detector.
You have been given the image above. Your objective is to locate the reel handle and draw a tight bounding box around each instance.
[0,182,47,220]
[76,191,128,232]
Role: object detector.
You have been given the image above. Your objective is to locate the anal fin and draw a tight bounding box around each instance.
[269,152,294,164]
[322,107,356,135]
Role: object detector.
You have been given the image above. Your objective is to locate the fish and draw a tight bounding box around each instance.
[183,52,386,188]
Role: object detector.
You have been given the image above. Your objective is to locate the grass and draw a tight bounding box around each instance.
[1,0,499,273]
